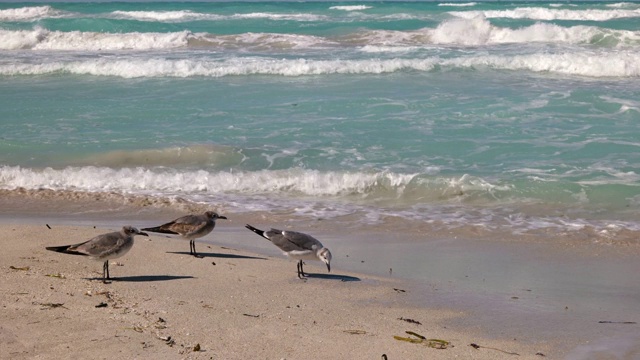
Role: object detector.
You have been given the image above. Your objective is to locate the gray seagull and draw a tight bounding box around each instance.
[142,211,227,257]
[245,224,332,279]
[45,226,148,283]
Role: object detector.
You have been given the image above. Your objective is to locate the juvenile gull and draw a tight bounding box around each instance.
[245,224,332,279]
[45,226,148,283]
[142,211,227,257]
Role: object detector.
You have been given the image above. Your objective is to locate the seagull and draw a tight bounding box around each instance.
[45,226,148,283]
[141,211,227,257]
[245,224,332,279]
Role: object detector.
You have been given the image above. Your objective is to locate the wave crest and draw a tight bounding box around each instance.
[450,7,640,21]
[0,28,192,51]
[329,5,372,11]
[2,52,638,78]
[0,6,59,21]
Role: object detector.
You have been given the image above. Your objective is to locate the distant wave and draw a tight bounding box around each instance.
[195,32,334,50]
[2,51,638,78]
[4,4,640,25]
[2,16,639,52]
[111,9,223,22]
[355,18,640,47]
[0,5,62,21]
[0,28,338,51]
[439,3,477,7]
[0,6,328,23]
[0,28,192,51]
[329,5,372,11]
[606,2,640,9]
[112,10,327,22]
[450,7,640,21]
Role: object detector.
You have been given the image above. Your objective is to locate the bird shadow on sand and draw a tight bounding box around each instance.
[303,273,361,282]
[166,251,267,260]
[87,275,195,283]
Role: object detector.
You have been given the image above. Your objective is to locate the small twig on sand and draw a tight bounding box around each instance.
[398,317,422,325]
[470,343,519,356]
[37,302,68,310]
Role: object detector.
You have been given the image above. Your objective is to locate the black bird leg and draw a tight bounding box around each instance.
[102,261,111,284]
[190,240,203,258]
[297,260,307,279]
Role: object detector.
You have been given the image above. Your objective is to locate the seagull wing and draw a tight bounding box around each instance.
[70,231,124,257]
[275,230,322,252]
[167,214,211,237]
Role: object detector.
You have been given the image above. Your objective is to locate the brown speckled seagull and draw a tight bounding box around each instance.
[142,211,227,257]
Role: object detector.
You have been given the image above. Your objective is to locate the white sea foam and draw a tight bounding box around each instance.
[0,6,60,21]
[438,3,477,7]
[606,2,639,8]
[2,50,638,78]
[2,165,638,239]
[600,95,640,114]
[450,7,640,21]
[451,51,640,78]
[427,17,639,46]
[0,28,192,51]
[231,12,326,22]
[0,28,335,51]
[200,32,334,50]
[329,5,372,11]
[0,57,434,78]
[345,18,640,48]
[0,165,418,198]
[111,10,326,22]
[2,18,638,52]
[112,10,222,22]
[6,165,635,206]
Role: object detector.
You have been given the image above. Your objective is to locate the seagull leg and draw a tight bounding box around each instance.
[102,261,111,284]
[297,260,307,279]
[191,240,203,258]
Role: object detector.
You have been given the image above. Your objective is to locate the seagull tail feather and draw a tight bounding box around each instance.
[140,226,179,235]
[45,244,87,256]
[245,224,268,240]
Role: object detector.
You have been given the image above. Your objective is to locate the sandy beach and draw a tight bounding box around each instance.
[1,196,639,359]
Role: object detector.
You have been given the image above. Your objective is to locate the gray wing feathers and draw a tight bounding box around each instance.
[269,229,323,252]
[72,232,127,258]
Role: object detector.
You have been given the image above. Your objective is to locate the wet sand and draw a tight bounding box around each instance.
[1,195,639,359]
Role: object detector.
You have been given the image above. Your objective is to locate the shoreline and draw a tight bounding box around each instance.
[1,197,639,359]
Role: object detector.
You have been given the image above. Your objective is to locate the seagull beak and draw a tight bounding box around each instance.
[327,263,331,272]
[219,216,228,220]
[139,232,149,237]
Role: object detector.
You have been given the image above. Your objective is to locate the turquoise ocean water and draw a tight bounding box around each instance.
[1,1,639,244]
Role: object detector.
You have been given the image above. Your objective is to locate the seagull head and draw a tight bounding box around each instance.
[123,226,148,237]
[318,248,332,272]
[205,211,228,221]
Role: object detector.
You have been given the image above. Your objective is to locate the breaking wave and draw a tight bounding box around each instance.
[1,165,639,243]
[2,17,639,51]
[449,6,640,21]
[0,5,62,21]
[1,51,638,78]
